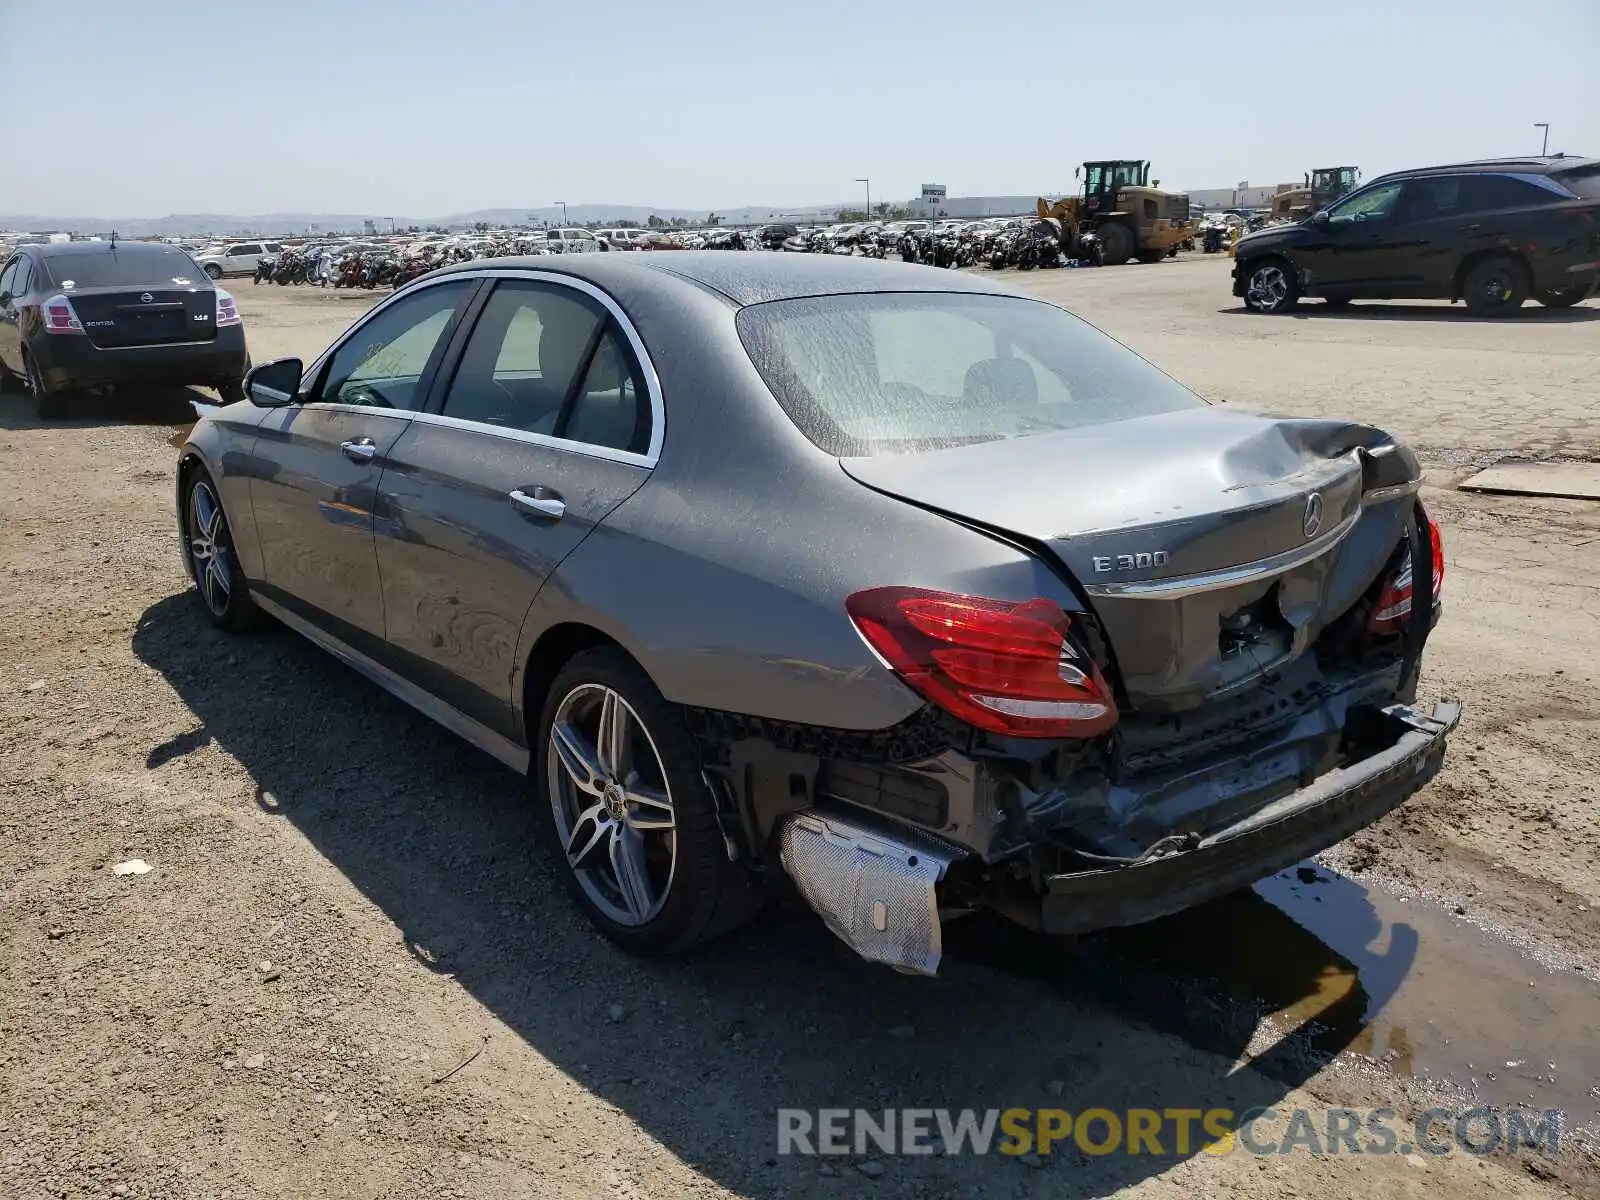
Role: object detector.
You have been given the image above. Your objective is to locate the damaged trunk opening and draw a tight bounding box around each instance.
[693,413,1457,976]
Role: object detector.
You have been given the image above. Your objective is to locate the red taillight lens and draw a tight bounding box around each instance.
[43,295,84,335]
[846,587,1119,739]
[1368,509,1444,634]
[215,288,242,327]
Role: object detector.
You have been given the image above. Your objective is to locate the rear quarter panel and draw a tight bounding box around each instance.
[516,283,1080,734]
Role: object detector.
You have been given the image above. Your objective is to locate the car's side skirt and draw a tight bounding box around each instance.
[253,593,531,775]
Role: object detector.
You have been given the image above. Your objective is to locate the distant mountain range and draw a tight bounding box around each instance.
[0,202,855,238]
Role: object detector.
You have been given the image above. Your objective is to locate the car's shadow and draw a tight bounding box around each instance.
[0,384,213,430]
[1220,301,1600,323]
[131,592,1415,1196]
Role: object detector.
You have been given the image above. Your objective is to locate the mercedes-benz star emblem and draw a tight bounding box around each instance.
[139,293,153,304]
[1303,492,1324,539]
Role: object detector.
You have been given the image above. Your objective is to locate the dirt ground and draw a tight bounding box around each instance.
[1,259,1597,1200]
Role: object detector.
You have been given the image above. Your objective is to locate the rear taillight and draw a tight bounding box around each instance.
[43,294,84,335]
[215,288,241,327]
[1368,508,1445,634]
[846,587,1118,739]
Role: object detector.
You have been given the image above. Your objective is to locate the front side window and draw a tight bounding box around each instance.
[1327,182,1404,225]
[737,292,1204,457]
[317,279,472,410]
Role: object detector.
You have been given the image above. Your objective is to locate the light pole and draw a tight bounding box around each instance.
[855,178,871,220]
[1534,122,1550,155]
[555,201,569,226]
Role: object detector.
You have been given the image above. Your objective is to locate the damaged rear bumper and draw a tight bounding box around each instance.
[1041,699,1460,935]
[775,699,1458,975]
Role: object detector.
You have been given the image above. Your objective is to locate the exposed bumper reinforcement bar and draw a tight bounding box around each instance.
[1041,699,1461,936]
[778,809,962,977]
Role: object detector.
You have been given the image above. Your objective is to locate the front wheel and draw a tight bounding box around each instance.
[1243,258,1300,313]
[1534,285,1591,309]
[204,263,223,280]
[1462,256,1528,315]
[534,648,758,955]
[1097,222,1134,265]
[182,466,264,630]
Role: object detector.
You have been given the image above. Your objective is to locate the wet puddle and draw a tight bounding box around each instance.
[946,863,1599,1134]
[1094,866,1600,1132]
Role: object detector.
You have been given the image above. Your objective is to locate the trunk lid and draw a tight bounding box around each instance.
[840,407,1421,713]
[66,286,218,349]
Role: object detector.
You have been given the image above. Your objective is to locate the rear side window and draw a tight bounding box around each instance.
[1461,174,1563,211]
[1553,167,1600,200]
[736,292,1204,457]
[440,279,605,434]
[42,247,204,289]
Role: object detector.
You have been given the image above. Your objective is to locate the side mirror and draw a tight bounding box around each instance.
[0,291,10,307]
[1309,210,1331,226]
[245,357,303,407]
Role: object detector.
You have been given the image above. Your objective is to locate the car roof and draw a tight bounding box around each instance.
[428,250,1028,306]
[30,240,185,258]
[1369,155,1597,186]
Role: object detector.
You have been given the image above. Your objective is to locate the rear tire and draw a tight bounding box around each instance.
[533,647,759,956]
[1243,257,1300,314]
[23,353,67,420]
[1097,222,1134,265]
[1534,285,1590,309]
[181,465,266,631]
[1135,248,1166,264]
[1462,256,1528,315]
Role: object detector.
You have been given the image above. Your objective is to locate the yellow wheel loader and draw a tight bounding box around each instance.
[1036,160,1196,265]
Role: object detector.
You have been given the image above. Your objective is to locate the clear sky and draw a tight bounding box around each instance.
[1,0,1594,218]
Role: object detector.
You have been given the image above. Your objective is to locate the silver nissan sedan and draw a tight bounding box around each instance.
[174,253,1456,975]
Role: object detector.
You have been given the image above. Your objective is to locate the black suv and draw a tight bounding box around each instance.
[1233,155,1599,315]
[0,240,250,418]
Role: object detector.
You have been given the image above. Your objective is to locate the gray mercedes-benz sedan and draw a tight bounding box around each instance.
[174,253,1456,975]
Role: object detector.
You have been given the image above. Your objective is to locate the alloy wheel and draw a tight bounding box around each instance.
[546,683,677,927]
[1248,264,1290,310]
[1479,271,1514,306]
[187,481,234,617]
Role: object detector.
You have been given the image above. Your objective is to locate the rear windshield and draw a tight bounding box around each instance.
[735,291,1205,456]
[43,246,206,289]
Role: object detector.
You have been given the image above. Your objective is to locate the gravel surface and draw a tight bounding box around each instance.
[1,259,1596,1199]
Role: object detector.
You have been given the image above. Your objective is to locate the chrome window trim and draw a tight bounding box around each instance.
[297,268,664,467]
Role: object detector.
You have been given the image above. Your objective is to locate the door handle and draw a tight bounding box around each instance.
[341,438,377,464]
[509,488,566,521]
